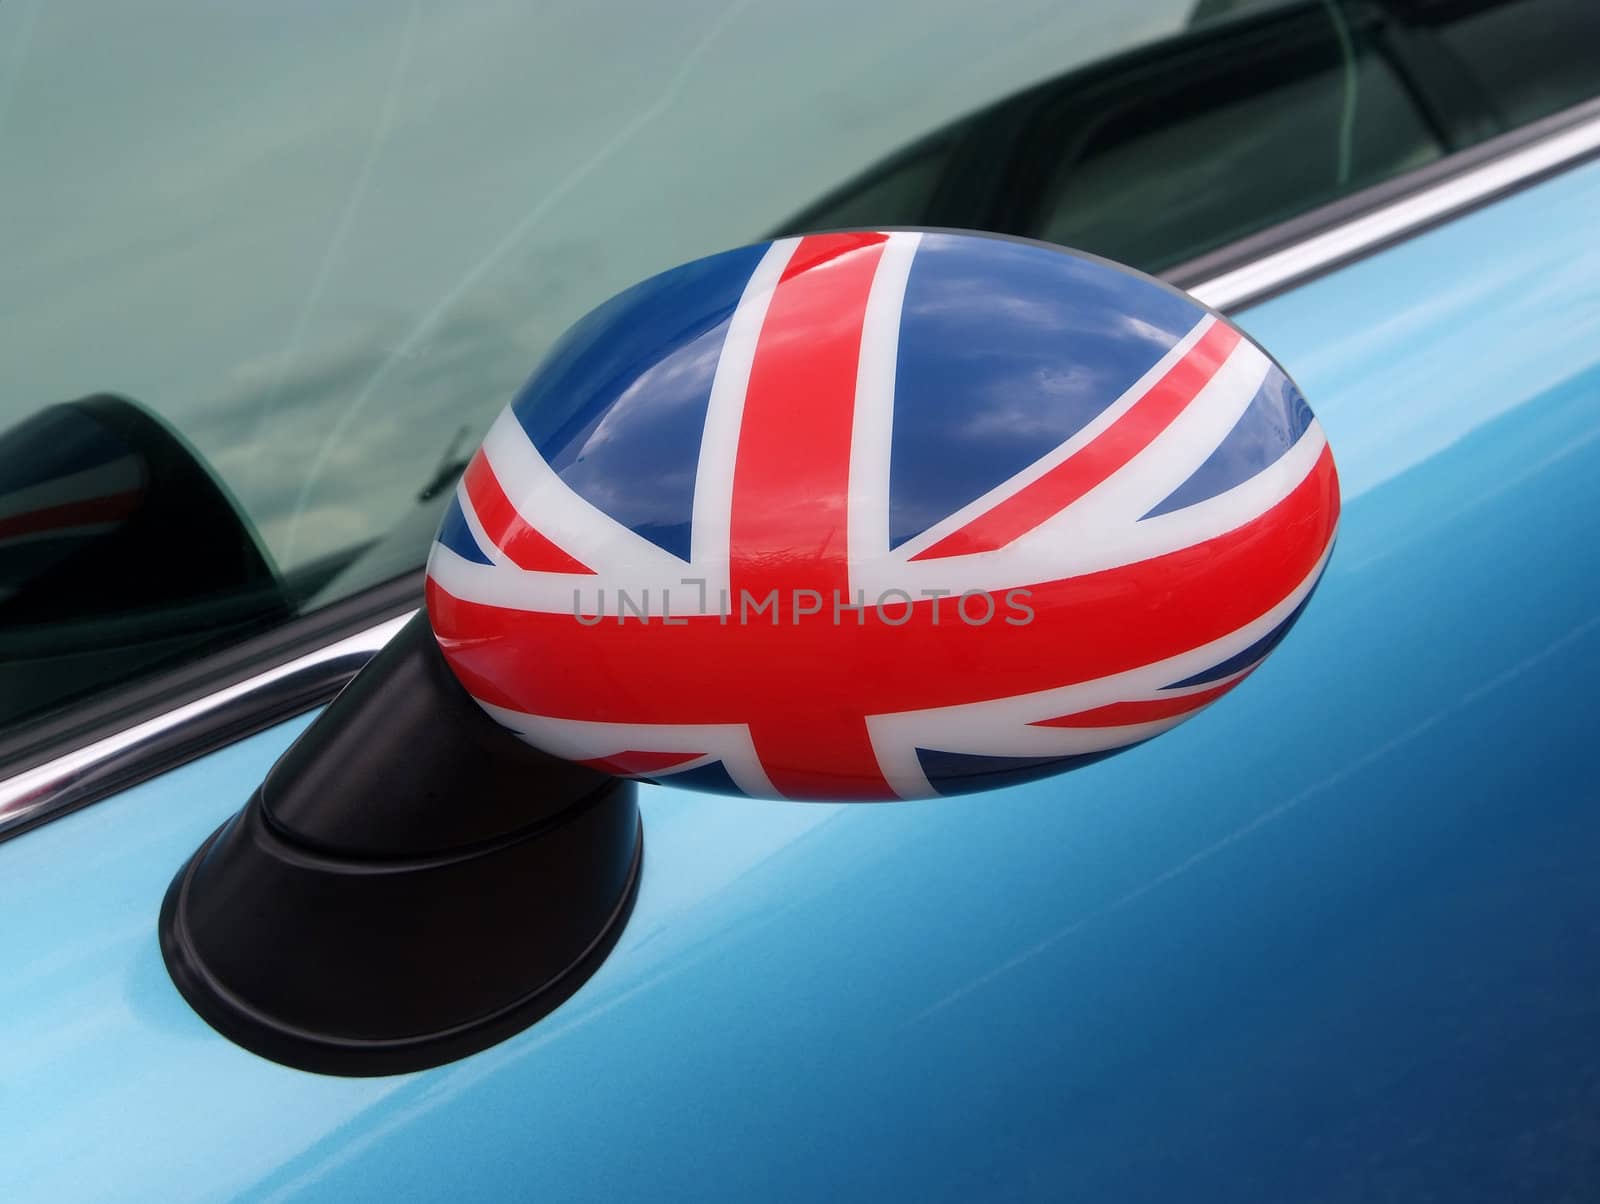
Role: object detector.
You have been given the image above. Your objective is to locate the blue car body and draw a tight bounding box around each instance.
[4,159,1599,1202]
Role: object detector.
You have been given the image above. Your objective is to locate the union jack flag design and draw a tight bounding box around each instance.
[427,231,1340,800]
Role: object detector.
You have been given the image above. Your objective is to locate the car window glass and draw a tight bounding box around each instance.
[1431,0,1600,128]
[1,0,1595,745]
[796,0,1600,269]
[1037,30,1444,269]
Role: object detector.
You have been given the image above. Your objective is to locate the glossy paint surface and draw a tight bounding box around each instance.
[5,162,1600,1201]
[428,231,1337,800]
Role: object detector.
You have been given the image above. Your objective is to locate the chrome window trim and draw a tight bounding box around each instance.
[6,102,1600,841]
[1187,108,1600,311]
[0,613,413,839]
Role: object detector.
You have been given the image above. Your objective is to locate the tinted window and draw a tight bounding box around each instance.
[0,397,288,729]
[1037,41,1443,268]
[1433,0,1600,127]
[789,0,1600,270]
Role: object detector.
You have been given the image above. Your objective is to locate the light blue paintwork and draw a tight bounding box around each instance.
[4,161,1600,1202]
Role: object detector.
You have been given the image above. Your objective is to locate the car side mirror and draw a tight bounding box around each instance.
[162,231,1339,1075]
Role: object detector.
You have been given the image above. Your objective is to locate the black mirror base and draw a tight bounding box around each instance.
[158,612,641,1077]
[160,787,641,1077]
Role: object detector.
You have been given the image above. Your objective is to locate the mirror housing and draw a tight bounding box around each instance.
[429,230,1338,800]
[162,230,1338,1075]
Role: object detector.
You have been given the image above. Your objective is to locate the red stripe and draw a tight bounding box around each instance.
[724,232,891,798]
[911,320,1241,561]
[729,232,887,602]
[429,443,1338,797]
[0,490,141,540]
[1030,678,1243,729]
[464,452,594,574]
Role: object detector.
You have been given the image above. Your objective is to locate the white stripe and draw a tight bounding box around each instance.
[689,237,801,587]
[478,702,779,798]
[890,316,1215,563]
[479,409,684,579]
[868,530,1336,799]
[427,542,719,616]
[452,478,510,569]
[856,420,1329,599]
[1046,420,1330,577]
[1063,337,1269,528]
[847,231,921,581]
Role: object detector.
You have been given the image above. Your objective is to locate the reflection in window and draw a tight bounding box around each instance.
[1434,0,1600,129]
[788,0,1600,274]
[1038,46,1443,269]
[0,396,289,729]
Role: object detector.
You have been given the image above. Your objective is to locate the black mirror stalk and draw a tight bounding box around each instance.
[159,612,642,1076]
